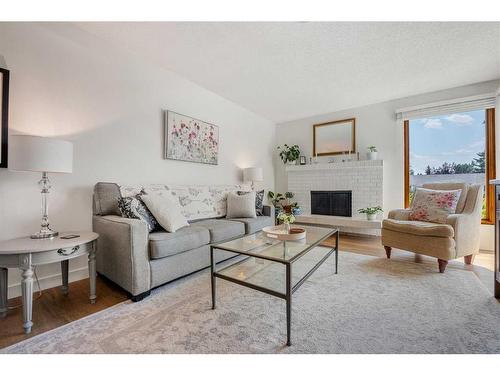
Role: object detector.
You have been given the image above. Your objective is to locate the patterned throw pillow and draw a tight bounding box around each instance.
[237,190,264,216]
[409,188,462,224]
[118,195,160,232]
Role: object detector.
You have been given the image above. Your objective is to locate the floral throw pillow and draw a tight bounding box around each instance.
[237,190,264,216]
[118,195,160,232]
[409,188,462,223]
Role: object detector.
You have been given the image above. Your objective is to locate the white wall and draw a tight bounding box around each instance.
[275,80,500,250]
[0,23,276,297]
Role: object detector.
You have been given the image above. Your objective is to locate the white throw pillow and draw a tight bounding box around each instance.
[141,191,189,232]
[226,191,257,219]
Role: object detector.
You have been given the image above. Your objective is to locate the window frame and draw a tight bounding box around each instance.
[403,108,496,225]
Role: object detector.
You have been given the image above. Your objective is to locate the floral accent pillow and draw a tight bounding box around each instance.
[409,188,462,223]
[118,195,160,232]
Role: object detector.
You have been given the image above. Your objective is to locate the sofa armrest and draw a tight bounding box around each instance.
[92,215,151,296]
[388,209,411,221]
[262,205,275,218]
[446,213,481,258]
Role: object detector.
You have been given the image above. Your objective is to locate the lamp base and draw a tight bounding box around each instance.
[31,229,59,240]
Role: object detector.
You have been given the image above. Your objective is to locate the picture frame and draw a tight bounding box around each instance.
[299,155,306,165]
[164,110,219,165]
[0,68,9,168]
[313,118,356,156]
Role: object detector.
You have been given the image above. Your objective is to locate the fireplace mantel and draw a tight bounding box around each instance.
[286,159,383,173]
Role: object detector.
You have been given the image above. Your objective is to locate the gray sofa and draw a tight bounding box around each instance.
[92,182,274,301]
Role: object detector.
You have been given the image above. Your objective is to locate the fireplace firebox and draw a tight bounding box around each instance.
[310,190,352,217]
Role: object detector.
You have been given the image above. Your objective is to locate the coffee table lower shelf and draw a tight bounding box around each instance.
[210,228,339,346]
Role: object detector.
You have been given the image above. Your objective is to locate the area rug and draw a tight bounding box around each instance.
[3,250,500,354]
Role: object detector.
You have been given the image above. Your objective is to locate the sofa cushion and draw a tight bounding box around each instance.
[227,191,257,219]
[191,219,245,243]
[382,218,454,238]
[118,195,160,233]
[228,216,273,234]
[149,226,210,259]
[93,182,121,216]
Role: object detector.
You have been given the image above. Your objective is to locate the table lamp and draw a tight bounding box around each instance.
[9,135,73,239]
[243,167,263,190]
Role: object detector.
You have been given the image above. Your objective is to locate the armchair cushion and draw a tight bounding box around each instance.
[422,182,469,213]
[383,218,454,238]
[409,188,462,223]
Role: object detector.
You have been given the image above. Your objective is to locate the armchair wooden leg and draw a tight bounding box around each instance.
[464,255,475,265]
[384,246,391,259]
[438,259,448,273]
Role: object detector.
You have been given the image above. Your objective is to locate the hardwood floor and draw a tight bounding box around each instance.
[0,233,494,349]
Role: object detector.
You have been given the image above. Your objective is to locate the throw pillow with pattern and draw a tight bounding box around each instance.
[409,188,462,224]
[238,189,264,216]
[118,195,160,232]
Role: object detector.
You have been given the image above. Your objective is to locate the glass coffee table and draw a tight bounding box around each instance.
[210,224,339,346]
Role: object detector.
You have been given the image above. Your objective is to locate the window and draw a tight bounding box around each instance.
[404,108,496,223]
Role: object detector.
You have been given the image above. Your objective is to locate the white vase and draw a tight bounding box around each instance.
[367,151,378,160]
[284,222,291,233]
[366,213,377,221]
[287,160,296,166]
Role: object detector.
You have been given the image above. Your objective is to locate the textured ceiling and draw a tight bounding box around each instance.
[76,22,500,123]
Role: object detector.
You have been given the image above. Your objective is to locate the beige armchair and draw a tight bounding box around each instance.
[381,183,483,273]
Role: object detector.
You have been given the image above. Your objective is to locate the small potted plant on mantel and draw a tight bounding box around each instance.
[278,144,301,165]
[367,145,378,160]
[358,206,383,221]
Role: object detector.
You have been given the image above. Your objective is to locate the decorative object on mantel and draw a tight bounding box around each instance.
[164,110,219,165]
[9,135,73,239]
[0,68,9,168]
[299,155,306,165]
[358,206,383,221]
[313,117,355,156]
[263,224,306,240]
[367,145,378,160]
[243,167,263,190]
[275,212,297,234]
[277,144,300,165]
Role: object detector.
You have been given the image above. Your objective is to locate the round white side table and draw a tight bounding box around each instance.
[0,232,98,334]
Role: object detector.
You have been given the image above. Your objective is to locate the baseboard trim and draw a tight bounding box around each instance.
[7,266,89,299]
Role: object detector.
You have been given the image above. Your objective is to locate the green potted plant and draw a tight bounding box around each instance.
[278,144,301,165]
[367,145,378,160]
[358,206,383,221]
[277,212,296,233]
[267,191,285,208]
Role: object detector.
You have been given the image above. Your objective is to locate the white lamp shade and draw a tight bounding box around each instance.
[243,167,263,182]
[9,135,73,173]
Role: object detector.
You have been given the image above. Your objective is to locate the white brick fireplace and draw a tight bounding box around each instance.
[286,160,384,234]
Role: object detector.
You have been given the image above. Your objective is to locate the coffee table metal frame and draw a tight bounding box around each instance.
[210,226,339,346]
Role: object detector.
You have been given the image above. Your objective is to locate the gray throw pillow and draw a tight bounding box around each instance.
[227,191,257,218]
[238,189,264,216]
[118,195,160,232]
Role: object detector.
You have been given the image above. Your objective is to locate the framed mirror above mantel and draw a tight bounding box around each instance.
[313,118,356,156]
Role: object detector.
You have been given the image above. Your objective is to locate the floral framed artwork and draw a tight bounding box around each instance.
[0,68,9,168]
[164,110,219,165]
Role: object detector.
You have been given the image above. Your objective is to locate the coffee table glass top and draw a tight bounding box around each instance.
[213,225,337,264]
